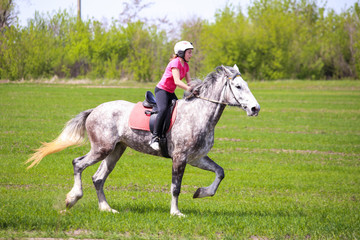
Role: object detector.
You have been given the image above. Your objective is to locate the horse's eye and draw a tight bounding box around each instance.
[235,85,242,90]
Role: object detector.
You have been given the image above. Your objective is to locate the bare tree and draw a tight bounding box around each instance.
[0,0,16,31]
[77,0,81,21]
[119,0,154,24]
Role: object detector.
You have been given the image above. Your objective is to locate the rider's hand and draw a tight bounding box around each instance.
[190,86,199,96]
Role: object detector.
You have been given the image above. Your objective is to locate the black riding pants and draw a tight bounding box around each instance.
[153,87,178,137]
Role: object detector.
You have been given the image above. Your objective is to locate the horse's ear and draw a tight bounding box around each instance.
[221,65,232,76]
[216,65,232,76]
[215,65,225,73]
[233,64,240,72]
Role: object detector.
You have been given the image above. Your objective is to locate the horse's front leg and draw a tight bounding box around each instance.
[170,155,187,217]
[189,156,225,198]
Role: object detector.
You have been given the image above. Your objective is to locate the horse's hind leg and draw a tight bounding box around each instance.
[189,156,225,198]
[66,147,113,209]
[92,143,127,213]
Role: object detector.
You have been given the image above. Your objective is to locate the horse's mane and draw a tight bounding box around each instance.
[188,71,217,94]
[185,66,237,100]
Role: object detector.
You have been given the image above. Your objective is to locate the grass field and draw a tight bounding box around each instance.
[0,80,359,239]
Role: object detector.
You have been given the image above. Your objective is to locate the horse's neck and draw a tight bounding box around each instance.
[203,101,226,127]
[200,83,227,125]
[183,78,227,128]
[185,98,226,129]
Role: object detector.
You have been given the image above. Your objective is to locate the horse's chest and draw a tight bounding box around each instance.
[193,128,214,151]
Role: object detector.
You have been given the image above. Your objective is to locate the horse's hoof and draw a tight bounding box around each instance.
[171,211,186,218]
[100,208,119,213]
[193,188,201,198]
[65,192,82,208]
[65,199,74,209]
[104,208,119,213]
[99,202,119,213]
[193,187,215,198]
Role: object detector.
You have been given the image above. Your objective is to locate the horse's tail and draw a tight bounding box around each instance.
[26,109,93,169]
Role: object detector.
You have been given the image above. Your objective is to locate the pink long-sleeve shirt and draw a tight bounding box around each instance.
[157,57,189,93]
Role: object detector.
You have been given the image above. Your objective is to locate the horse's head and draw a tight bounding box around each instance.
[219,65,260,116]
[186,65,260,116]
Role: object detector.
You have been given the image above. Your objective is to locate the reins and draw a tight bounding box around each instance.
[186,72,242,107]
[190,95,228,106]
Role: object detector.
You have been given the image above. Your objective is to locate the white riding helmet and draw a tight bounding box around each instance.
[174,41,194,60]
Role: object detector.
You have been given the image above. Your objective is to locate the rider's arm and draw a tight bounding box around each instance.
[172,68,191,91]
[184,72,191,84]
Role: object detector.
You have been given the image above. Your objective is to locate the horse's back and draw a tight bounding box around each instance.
[85,100,135,141]
[88,100,134,120]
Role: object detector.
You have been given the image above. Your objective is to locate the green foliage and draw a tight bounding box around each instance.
[121,21,168,82]
[197,0,360,80]
[199,5,251,76]
[0,0,359,81]
[0,10,170,81]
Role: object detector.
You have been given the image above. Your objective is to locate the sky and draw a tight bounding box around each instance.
[15,0,359,27]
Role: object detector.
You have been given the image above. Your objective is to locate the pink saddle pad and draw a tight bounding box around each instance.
[128,102,177,132]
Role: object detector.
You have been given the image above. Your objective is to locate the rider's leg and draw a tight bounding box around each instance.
[151,88,170,149]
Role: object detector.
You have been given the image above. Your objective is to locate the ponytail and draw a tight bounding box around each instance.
[169,54,178,62]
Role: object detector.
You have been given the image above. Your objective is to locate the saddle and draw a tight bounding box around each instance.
[128,91,177,158]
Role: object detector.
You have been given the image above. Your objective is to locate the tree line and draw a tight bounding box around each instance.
[0,0,359,81]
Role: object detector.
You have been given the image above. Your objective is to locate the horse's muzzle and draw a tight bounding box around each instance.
[248,104,260,116]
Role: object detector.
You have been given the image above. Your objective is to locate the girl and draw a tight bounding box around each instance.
[150,40,194,150]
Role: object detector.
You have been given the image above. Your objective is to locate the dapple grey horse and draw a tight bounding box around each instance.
[26,65,260,217]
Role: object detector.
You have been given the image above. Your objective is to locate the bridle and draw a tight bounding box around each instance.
[187,71,243,107]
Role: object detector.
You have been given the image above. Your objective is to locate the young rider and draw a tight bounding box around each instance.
[150,40,194,150]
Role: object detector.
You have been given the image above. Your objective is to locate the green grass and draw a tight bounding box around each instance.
[0,80,359,239]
